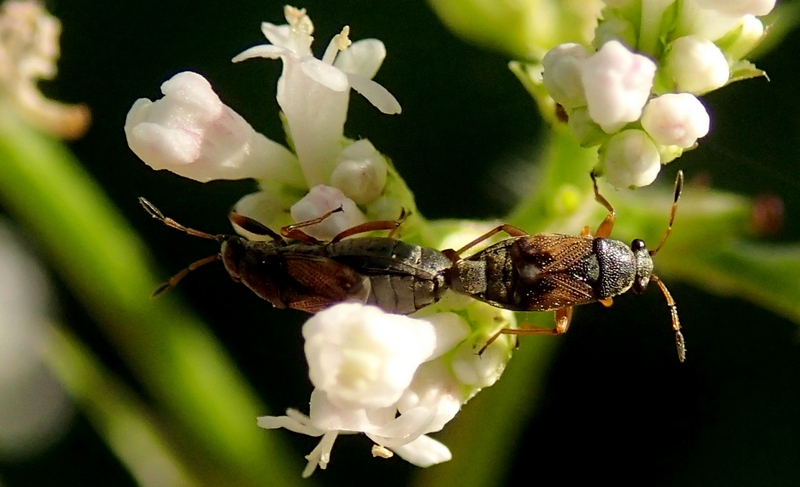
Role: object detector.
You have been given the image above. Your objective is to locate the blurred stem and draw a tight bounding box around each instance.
[44,324,199,487]
[0,107,303,487]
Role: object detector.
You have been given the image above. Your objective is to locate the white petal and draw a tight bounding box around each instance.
[334,39,386,78]
[666,35,729,94]
[421,313,470,361]
[390,435,452,467]
[366,407,436,446]
[256,414,324,437]
[300,57,350,92]
[232,44,288,63]
[260,22,292,48]
[641,93,710,148]
[542,43,589,109]
[346,73,402,114]
[309,389,396,433]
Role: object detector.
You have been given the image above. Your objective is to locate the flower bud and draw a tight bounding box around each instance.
[542,43,589,109]
[641,93,710,148]
[125,71,302,184]
[330,140,388,204]
[665,36,729,94]
[290,185,366,241]
[719,15,765,60]
[581,41,656,133]
[602,129,661,188]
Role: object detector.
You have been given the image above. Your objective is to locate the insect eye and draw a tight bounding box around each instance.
[631,239,646,252]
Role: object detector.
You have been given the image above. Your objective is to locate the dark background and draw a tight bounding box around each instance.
[3,0,800,485]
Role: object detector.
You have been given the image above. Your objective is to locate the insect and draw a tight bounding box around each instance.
[139,198,452,315]
[447,171,686,361]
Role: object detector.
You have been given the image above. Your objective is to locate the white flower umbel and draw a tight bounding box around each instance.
[0,0,89,139]
[601,129,661,189]
[581,41,656,133]
[290,185,367,241]
[665,35,729,94]
[259,304,482,476]
[641,93,710,148]
[233,6,401,186]
[125,72,304,184]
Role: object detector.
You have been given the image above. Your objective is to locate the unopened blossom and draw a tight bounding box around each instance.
[330,140,388,204]
[602,129,661,188]
[260,304,491,476]
[723,15,766,60]
[641,93,710,148]
[0,0,88,139]
[233,6,401,186]
[290,185,367,241]
[665,35,729,94]
[125,72,304,184]
[581,41,656,133]
[541,43,588,109]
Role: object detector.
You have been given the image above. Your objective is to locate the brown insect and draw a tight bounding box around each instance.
[139,198,451,314]
[447,171,686,361]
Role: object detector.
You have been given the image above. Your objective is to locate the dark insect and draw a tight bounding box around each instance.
[447,171,686,361]
[139,199,451,314]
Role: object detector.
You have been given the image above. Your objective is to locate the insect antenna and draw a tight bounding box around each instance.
[152,254,220,297]
[650,274,686,362]
[139,197,227,242]
[649,170,684,257]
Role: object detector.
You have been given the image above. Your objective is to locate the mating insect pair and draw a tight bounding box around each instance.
[142,171,685,361]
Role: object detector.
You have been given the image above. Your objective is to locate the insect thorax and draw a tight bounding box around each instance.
[594,238,638,298]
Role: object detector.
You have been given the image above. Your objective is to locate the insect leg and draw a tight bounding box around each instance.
[152,254,220,297]
[453,224,528,257]
[228,212,283,241]
[139,197,225,241]
[590,172,616,238]
[328,210,409,243]
[650,274,686,362]
[478,307,572,355]
[280,206,345,242]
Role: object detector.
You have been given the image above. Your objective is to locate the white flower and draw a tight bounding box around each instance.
[233,6,401,186]
[290,185,367,241]
[330,140,388,204]
[581,41,656,133]
[125,72,304,184]
[304,303,437,409]
[0,0,89,139]
[641,93,710,148]
[724,15,765,60]
[602,129,662,188]
[665,35,729,94]
[259,304,475,476]
[542,43,589,109]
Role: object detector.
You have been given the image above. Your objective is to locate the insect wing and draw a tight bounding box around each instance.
[282,254,371,312]
[510,234,597,311]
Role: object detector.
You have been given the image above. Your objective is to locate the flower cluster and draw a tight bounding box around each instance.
[125,5,519,475]
[538,0,774,188]
[259,302,515,476]
[125,5,403,239]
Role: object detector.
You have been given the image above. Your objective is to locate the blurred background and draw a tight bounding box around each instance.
[1,0,800,485]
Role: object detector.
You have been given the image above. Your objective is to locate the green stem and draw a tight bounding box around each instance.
[0,109,303,486]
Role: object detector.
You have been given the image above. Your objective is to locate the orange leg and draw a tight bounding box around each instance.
[590,172,616,238]
[454,224,528,256]
[478,306,573,355]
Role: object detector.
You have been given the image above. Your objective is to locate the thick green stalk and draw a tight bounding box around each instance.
[0,108,303,487]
